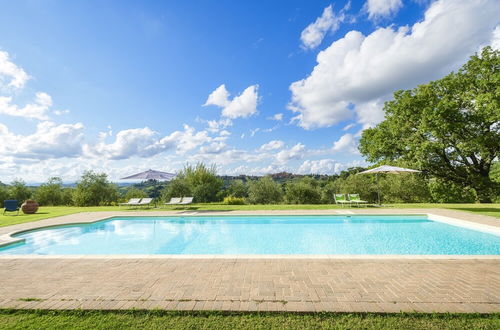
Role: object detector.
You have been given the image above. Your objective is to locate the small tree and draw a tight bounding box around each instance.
[285,177,322,204]
[183,163,223,203]
[8,180,32,205]
[227,180,248,198]
[161,178,192,201]
[124,187,148,200]
[73,171,119,206]
[35,177,64,206]
[247,177,283,204]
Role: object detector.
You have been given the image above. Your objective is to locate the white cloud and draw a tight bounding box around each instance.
[204,84,259,119]
[206,118,232,133]
[492,25,500,50]
[0,50,30,89]
[297,159,344,174]
[268,113,283,121]
[289,0,500,129]
[259,140,285,151]
[0,121,84,160]
[199,142,227,154]
[300,4,346,50]
[0,92,53,120]
[85,125,213,160]
[366,0,403,20]
[203,84,230,108]
[332,133,359,154]
[275,143,306,164]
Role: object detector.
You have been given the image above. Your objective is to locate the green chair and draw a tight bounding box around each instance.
[334,194,352,207]
[348,194,368,207]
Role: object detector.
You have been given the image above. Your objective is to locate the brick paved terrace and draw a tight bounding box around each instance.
[0,209,498,313]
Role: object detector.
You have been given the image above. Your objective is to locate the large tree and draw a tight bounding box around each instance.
[359,47,499,202]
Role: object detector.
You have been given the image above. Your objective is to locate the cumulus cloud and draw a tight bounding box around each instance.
[259,140,285,151]
[297,159,344,174]
[332,133,359,154]
[275,143,306,164]
[300,4,347,49]
[204,84,259,119]
[0,121,85,160]
[85,125,213,160]
[0,50,30,89]
[0,92,53,120]
[365,0,403,20]
[289,0,500,129]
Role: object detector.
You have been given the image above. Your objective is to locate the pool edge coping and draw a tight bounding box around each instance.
[1,211,499,259]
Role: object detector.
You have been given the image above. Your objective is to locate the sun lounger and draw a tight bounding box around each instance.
[119,198,142,207]
[165,197,182,205]
[137,198,153,207]
[334,194,352,207]
[179,197,193,205]
[3,200,19,215]
[348,194,368,207]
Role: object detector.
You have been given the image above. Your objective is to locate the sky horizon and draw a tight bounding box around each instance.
[1,0,499,183]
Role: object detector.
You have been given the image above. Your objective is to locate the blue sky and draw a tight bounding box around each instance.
[0,0,498,182]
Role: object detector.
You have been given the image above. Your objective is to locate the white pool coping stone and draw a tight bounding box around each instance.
[0,209,498,259]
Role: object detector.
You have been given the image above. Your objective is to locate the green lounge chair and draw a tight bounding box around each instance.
[334,194,351,207]
[349,194,368,207]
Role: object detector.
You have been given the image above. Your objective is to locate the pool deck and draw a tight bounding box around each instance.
[0,208,499,313]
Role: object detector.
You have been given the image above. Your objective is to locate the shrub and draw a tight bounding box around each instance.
[124,187,148,201]
[223,196,246,205]
[227,180,248,198]
[8,180,32,205]
[0,184,8,208]
[72,171,119,206]
[247,177,283,204]
[428,179,476,203]
[35,177,64,206]
[285,177,322,204]
[184,163,223,202]
[161,178,191,201]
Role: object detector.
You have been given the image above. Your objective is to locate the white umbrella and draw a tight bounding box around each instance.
[357,165,421,205]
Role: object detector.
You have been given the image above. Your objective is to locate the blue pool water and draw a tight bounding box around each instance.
[0,215,499,255]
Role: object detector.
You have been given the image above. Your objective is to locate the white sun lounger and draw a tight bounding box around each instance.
[137,198,153,207]
[179,197,193,205]
[165,197,182,205]
[119,198,142,207]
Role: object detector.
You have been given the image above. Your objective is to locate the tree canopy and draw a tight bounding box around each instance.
[359,47,499,202]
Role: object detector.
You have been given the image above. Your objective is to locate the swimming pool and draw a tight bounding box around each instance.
[0,215,499,255]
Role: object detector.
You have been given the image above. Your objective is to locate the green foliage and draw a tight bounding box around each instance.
[378,174,431,203]
[72,171,119,206]
[247,177,283,204]
[124,187,148,201]
[334,174,379,203]
[161,178,191,201]
[8,180,32,205]
[223,196,246,205]
[34,177,65,206]
[161,163,222,203]
[428,179,477,203]
[61,188,75,206]
[0,185,9,208]
[285,177,322,204]
[359,47,500,202]
[227,180,248,198]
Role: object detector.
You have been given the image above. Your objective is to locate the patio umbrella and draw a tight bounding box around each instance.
[120,169,176,203]
[357,165,421,205]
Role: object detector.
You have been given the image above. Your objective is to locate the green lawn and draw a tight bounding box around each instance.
[0,203,498,228]
[0,310,498,330]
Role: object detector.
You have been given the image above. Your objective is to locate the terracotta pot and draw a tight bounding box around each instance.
[21,200,39,214]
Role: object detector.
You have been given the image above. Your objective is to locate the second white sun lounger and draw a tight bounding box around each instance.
[119,198,142,207]
[179,197,193,205]
[165,197,182,205]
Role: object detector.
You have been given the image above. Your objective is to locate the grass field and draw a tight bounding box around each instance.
[0,310,498,330]
[0,203,498,228]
